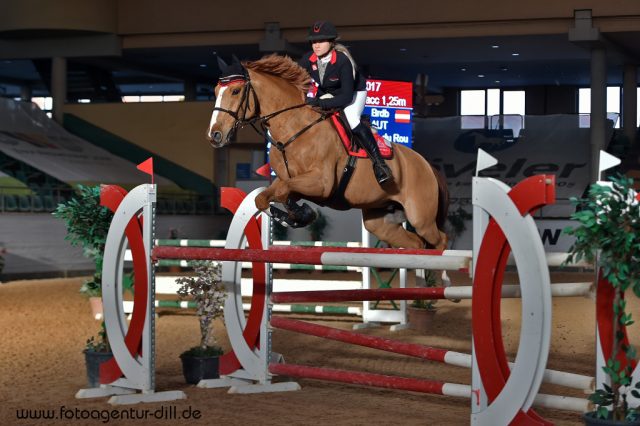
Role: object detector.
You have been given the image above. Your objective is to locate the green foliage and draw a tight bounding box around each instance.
[307,210,329,241]
[447,207,472,238]
[52,185,113,296]
[176,261,226,355]
[412,270,437,311]
[565,175,640,421]
[180,345,224,357]
[272,220,289,241]
[85,321,111,353]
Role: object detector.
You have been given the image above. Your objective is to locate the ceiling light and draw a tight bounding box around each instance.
[501,67,508,71]
[461,68,467,71]
[399,48,407,52]
[495,80,501,83]
[512,53,520,56]
[477,74,485,78]
[492,45,499,49]
[200,64,207,68]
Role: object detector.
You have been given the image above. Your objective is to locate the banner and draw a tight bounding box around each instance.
[0,98,173,186]
[413,114,613,216]
[364,79,413,148]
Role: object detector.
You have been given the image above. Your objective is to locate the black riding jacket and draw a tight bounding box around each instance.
[299,49,366,109]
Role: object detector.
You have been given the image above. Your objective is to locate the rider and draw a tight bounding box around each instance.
[299,20,394,186]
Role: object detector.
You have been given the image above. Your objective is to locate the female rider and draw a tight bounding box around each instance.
[299,20,393,185]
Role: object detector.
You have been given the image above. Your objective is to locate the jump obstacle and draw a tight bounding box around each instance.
[82,149,609,424]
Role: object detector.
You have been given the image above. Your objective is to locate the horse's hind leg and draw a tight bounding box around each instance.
[362,208,424,249]
[403,204,448,251]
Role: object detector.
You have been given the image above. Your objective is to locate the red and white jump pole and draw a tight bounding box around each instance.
[268,364,590,413]
[270,317,593,392]
[270,282,593,304]
[152,246,470,271]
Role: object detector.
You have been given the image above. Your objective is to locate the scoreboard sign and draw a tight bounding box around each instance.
[364,79,413,148]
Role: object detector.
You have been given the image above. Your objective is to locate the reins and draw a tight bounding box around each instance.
[212,70,330,178]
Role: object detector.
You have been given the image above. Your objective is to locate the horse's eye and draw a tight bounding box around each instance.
[232,88,241,95]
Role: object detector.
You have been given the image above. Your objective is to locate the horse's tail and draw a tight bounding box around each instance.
[431,163,449,232]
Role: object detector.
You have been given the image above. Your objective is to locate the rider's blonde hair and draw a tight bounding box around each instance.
[334,43,357,79]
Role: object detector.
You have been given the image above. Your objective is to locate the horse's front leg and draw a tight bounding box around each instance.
[255,179,288,212]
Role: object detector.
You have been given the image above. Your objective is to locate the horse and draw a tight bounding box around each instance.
[206,54,449,252]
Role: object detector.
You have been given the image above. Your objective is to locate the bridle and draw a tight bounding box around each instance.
[212,67,331,177]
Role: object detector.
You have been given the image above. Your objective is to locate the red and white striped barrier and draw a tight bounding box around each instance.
[267,364,590,413]
[270,316,594,392]
[153,246,471,271]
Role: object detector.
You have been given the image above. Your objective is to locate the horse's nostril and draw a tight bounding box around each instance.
[213,131,223,143]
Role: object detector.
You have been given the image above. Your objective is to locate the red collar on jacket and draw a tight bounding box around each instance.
[309,50,337,65]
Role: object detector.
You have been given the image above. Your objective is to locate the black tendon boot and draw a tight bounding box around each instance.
[352,123,393,185]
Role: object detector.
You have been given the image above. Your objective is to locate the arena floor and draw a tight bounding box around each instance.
[0,270,628,425]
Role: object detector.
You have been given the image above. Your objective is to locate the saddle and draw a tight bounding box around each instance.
[329,112,393,159]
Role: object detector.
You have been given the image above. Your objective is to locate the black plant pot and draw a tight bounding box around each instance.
[180,354,219,385]
[84,350,113,388]
[583,412,640,426]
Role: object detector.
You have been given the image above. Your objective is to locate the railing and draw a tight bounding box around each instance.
[0,185,214,215]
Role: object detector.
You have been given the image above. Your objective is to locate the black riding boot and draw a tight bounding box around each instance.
[352,123,393,185]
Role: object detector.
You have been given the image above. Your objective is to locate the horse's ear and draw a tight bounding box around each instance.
[232,54,241,65]
[217,56,229,73]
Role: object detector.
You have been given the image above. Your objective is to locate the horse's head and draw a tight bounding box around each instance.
[206,56,259,148]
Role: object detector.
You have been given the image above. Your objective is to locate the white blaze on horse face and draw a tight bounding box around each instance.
[208,86,228,137]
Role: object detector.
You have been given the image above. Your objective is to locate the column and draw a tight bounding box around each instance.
[623,64,638,148]
[590,47,606,182]
[184,80,197,102]
[20,84,32,102]
[51,57,67,124]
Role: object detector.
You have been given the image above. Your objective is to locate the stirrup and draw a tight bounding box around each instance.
[374,164,393,185]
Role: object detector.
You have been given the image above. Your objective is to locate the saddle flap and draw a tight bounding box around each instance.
[329,113,393,159]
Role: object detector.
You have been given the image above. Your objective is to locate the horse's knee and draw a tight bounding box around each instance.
[255,192,271,211]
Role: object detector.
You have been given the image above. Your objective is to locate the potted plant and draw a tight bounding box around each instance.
[307,210,329,241]
[565,175,640,424]
[53,184,113,318]
[175,260,226,384]
[408,269,438,332]
[83,321,113,388]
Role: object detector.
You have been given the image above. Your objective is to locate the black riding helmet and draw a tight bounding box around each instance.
[307,20,339,41]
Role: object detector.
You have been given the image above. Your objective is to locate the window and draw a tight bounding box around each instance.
[461,89,525,136]
[578,87,626,128]
[460,90,486,129]
[503,91,525,116]
[32,97,52,112]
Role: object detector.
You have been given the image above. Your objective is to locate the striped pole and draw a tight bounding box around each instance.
[152,246,470,271]
[154,239,363,248]
[270,317,594,391]
[121,301,361,316]
[268,364,590,413]
[271,283,593,304]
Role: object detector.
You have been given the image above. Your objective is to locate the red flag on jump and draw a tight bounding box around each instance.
[137,157,154,184]
[255,163,271,178]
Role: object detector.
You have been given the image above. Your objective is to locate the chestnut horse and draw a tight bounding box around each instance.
[206,55,448,251]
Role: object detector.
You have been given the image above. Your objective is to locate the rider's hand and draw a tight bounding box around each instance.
[305,96,320,107]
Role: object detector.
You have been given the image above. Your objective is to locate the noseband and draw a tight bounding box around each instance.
[212,73,259,138]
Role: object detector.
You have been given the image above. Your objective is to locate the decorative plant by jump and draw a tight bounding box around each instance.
[176,261,226,357]
[53,185,113,297]
[85,320,111,353]
[307,210,329,241]
[565,175,640,422]
[446,206,472,248]
[412,269,438,311]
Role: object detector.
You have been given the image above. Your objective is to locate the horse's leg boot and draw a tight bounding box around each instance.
[285,199,318,227]
[353,123,393,185]
[269,206,291,227]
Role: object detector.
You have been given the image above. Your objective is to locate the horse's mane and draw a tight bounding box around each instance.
[244,54,310,94]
